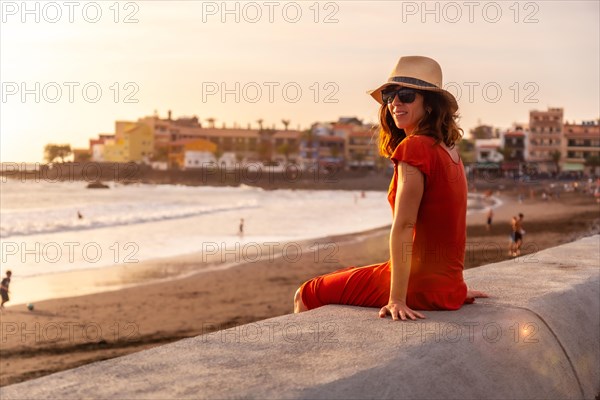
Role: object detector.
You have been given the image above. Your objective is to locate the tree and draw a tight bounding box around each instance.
[457,139,476,163]
[256,119,264,131]
[44,144,72,163]
[550,150,561,173]
[276,142,299,162]
[352,151,365,168]
[584,154,600,174]
[281,119,290,131]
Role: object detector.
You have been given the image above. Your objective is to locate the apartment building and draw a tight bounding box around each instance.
[527,107,563,172]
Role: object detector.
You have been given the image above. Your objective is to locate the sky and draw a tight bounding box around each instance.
[1,0,599,162]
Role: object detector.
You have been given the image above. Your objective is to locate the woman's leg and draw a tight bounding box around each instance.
[294,262,390,312]
[293,288,308,313]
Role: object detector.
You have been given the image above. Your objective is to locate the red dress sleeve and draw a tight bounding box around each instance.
[389,135,433,178]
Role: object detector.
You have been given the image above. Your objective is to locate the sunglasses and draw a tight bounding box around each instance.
[381,87,418,104]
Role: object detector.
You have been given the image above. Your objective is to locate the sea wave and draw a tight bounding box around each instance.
[0,200,259,238]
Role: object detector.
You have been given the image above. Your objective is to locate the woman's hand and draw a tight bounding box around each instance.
[466,289,489,301]
[379,300,425,321]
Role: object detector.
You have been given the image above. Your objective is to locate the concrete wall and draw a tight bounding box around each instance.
[2,235,599,399]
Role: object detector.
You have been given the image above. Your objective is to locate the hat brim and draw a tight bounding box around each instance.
[367,82,458,113]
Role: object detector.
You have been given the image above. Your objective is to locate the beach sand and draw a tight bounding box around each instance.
[1,191,598,387]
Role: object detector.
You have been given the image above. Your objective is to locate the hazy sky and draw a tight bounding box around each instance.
[1,0,599,162]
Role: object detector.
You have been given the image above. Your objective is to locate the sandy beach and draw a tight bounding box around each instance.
[1,190,598,387]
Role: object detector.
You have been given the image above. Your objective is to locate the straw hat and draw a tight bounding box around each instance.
[367,56,458,112]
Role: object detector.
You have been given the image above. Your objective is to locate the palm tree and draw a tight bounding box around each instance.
[281,119,290,131]
[256,119,264,131]
[276,141,299,163]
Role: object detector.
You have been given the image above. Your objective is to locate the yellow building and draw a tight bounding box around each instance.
[102,137,126,162]
[103,121,154,163]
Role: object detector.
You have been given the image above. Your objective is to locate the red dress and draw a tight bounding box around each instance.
[299,135,472,310]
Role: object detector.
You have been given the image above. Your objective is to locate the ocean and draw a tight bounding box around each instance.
[1,180,394,278]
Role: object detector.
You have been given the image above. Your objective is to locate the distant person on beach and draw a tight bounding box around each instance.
[509,216,518,256]
[486,208,494,232]
[294,56,488,320]
[1,270,12,309]
[239,218,244,237]
[514,213,525,256]
[509,214,525,257]
[77,210,83,220]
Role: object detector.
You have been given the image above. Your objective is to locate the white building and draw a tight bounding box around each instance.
[217,152,238,169]
[184,151,217,170]
[475,139,504,163]
[91,143,104,162]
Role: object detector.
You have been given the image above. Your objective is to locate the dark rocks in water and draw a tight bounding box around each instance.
[86,181,109,189]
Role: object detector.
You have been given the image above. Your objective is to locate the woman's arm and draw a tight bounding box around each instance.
[379,161,426,321]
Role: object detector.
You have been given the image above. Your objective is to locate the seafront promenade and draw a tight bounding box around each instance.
[2,235,598,399]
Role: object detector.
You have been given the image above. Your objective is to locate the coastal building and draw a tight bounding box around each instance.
[140,112,301,166]
[299,121,346,170]
[184,151,217,170]
[475,138,503,163]
[89,134,115,162]
[102,136,125,162]
[271,130,301,164]
[97,121,154,163]
[167,138,217,169]
[527,107,563,173]
[500,127,527,177]
[470,124,498,139]
[331,119,377,170]
[563,120,600,175]
[316,135,345,169]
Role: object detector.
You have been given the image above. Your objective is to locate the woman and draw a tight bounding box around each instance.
[294,56,488,321]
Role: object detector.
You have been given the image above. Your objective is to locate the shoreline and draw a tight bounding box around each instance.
[4,224,392,307]
[1,191,598,387]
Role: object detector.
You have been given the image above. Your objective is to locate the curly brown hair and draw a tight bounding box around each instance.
[377,90,463,158]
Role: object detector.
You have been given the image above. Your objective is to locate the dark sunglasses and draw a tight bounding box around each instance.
[381,87,418,104]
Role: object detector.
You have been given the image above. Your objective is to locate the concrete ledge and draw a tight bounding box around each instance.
[2,235,599,399]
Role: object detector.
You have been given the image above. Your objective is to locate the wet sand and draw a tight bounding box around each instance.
[1,191,598,387]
